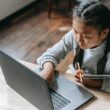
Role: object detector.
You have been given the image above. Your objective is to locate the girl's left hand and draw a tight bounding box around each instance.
[74,71,103,88]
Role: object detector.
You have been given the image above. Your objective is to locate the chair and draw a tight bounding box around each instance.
[48,0,58,18]
[48,0,76,18]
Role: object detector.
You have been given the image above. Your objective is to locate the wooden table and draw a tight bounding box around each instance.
[0,61,110,110]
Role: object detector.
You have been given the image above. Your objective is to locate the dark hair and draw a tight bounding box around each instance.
[73,1,110,74]
[73,1,110,32]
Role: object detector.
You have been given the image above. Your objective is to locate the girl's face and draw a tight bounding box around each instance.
[72,18,108,49]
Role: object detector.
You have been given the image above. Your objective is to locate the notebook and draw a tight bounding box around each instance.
[0,50,94,110]
[83,74,110,79]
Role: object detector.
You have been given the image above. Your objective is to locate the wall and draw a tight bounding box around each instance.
[0,0,35,20]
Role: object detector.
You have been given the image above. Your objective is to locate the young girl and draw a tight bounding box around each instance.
[37,1,110,93]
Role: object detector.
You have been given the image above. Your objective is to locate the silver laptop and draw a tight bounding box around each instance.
[0,50,94,110]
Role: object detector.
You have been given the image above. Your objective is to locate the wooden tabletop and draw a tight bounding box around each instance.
[0,61,110,110]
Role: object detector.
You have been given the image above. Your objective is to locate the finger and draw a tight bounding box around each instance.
[74,70,83,77]
[74,74,80,79]
[47,79,51,85]
[75,75,83,83]
[75,78,80,82]
[47,76,54,85]
[77,71,84,76]
[80,73,83,83]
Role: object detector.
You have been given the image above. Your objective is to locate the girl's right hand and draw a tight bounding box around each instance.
[40,69,54,85]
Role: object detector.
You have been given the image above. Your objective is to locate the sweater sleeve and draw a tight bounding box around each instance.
[101,53,110,93]
[36,29,74,68]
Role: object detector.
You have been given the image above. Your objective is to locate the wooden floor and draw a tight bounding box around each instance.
[0,1,109,71]
[0,3,73,71]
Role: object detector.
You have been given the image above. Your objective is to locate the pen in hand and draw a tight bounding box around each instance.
[77,62,83,83]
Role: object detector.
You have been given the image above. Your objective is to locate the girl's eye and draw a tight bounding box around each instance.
[73,29,78,34]
[83,34,93,39]
[73,29,93,39]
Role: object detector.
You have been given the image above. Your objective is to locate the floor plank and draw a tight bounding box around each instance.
[0,4,72,71]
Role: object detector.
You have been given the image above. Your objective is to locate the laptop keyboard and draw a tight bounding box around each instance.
[49,88,71,110]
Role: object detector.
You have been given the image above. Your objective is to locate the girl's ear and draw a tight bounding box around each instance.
[100,28,109,39]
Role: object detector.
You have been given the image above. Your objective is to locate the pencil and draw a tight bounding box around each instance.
[77,62,83,83]
[83,74,110,79]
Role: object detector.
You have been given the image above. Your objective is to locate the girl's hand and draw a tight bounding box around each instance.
[39,62,55,85]
[74,69,103,88]
[40,69,54,85]
[74,69,84,83]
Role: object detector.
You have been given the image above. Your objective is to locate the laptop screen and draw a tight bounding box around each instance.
[0,50,94,110]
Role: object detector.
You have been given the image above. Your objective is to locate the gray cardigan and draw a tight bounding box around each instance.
[37,29,110,93]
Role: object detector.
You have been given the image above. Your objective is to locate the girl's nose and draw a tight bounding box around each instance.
[77,34,83,42]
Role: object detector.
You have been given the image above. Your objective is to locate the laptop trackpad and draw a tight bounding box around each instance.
[50,73,93,102]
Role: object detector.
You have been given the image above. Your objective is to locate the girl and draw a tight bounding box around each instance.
[37,1,110,93]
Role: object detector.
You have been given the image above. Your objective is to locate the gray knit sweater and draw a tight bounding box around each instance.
[37,29,110,93]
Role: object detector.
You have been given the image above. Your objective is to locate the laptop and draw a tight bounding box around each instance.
[0,50,94,110]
